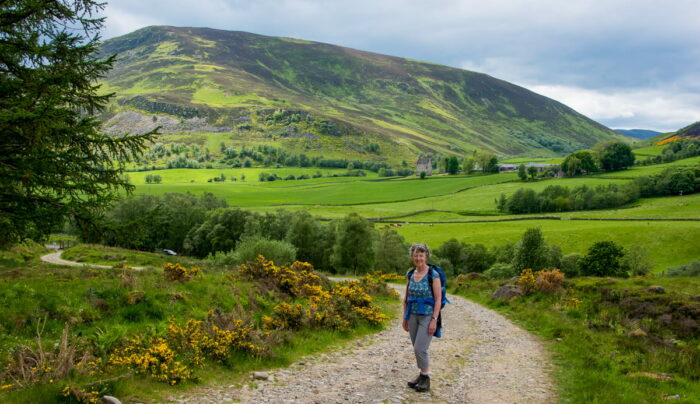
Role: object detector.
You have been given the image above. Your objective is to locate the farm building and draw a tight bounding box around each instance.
[415,157,432,176]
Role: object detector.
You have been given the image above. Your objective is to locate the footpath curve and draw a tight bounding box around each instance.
[40,250,144,270]
[165,284,556,404]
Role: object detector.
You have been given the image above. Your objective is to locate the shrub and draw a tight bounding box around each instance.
[241,257,390,332]
[516,268,536,295]
[560,253,581,278]
[108,336,193,385]
[484,263,516,279]
[664,261,700,277]
[535,269,565,294]
[578,241,628,277]
[512,228,548,272]
[163,263,201,282]
[1,322,93,388]
[233,237,297,266]
[622,245,654,276]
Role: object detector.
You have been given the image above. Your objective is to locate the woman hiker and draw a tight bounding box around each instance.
[402,243,441,392]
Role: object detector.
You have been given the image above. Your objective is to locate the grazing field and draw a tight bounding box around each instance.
[594,155,700,178]
[632,144,667,160]
[395,219,700,271]
[132,172,520,207]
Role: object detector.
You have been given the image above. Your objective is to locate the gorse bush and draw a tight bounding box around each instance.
[163,263,201,282]
[239,256,391,332]
[535,269,565,294]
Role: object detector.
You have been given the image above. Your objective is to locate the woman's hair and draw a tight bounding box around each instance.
[409,243,430,259]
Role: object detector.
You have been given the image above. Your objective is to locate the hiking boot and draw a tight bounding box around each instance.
[414,374,430,392]
[407,374,421,389]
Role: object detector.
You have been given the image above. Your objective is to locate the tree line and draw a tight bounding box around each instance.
[636,138,700,166]
[497,164,700,214]
[72,193,656,279]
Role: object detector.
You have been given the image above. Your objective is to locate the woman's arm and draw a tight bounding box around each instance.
[428,275,441,335]
[402,278,410,332]
[431,276,441,319]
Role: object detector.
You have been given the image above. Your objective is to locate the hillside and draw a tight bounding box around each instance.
[638,121,700,146]
[99,26,624,163]
[675,121,700,139]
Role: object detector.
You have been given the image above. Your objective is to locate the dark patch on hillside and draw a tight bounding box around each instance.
[119,96,201,118]
[676,121,700,139]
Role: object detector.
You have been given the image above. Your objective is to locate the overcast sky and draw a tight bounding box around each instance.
[102,0,700,132]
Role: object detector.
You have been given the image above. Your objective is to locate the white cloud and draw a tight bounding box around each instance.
[525,84,700,131]
[102,5,162,39]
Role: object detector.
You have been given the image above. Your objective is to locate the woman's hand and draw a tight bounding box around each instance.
[428,317,437,335]
[402,318,409,332]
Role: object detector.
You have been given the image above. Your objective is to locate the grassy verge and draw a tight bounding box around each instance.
[0,248,399,403]
[451,275,700,403]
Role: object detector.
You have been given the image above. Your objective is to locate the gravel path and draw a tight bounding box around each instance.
[40,250,144,270]
[165,284,556,404]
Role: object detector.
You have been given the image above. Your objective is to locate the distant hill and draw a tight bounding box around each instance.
[675,122,700,139]
[643,122,700,146]
[614,129,662,140]
[99,26,625,162]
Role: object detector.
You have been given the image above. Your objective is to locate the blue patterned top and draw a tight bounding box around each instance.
[406,268,439,315]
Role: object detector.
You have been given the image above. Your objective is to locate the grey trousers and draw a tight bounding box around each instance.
[407,314,433,369]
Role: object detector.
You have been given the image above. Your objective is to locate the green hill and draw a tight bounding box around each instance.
[99,26,624,163]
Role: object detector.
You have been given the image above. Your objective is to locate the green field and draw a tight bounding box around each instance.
[126,158,700,273]
[633,144,667,159]
[132,171,520,207]
[395,220,700,271]
[595,155,700,178]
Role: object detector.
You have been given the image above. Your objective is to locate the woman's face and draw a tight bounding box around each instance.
[412,251,427,267]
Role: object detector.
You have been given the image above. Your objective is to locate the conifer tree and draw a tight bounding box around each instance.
[0,1,157,246]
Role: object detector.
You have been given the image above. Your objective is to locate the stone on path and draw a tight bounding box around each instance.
[252,371,269,380]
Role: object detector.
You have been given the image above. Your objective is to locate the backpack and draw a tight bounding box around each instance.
[406,263,449,337]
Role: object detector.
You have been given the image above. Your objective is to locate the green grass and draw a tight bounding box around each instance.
[633,145,668,160]
[395,220,700,273]
[132,171,519,207]
[127,167,380,185]
[451,276,700,403]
